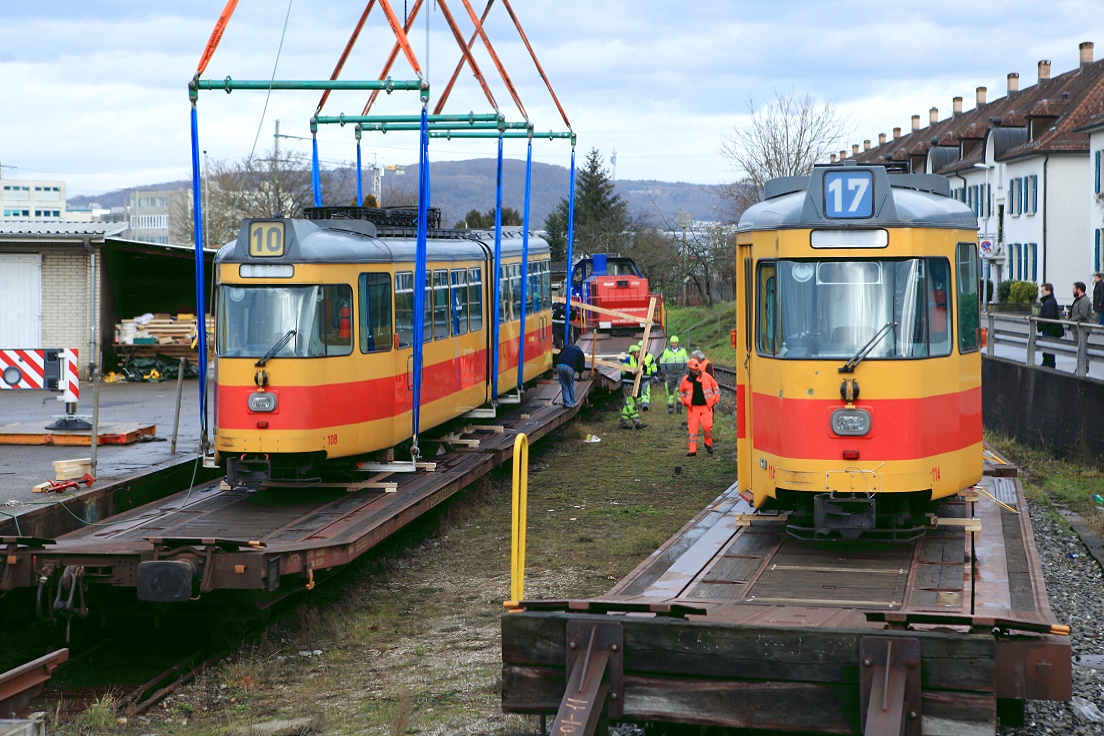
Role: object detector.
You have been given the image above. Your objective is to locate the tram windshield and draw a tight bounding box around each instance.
[217,284,354,358]
[757,258,953,360]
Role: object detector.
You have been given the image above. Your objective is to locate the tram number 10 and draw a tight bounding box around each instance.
[249,221,286,257]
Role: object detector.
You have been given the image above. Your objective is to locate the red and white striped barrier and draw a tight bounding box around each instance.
[0,348,80,403]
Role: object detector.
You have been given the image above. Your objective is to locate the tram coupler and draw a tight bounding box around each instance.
[814,492,876,540]
[549,620,623,736]
[859,636,922,736]
[227,454,270,489]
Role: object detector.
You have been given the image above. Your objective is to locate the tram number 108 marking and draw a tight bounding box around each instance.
[327,433,339,446]
[931,466,941,483]
[248,221,286,257]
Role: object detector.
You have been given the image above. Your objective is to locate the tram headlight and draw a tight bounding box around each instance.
[248,391,278,413]
[831,408,871,436]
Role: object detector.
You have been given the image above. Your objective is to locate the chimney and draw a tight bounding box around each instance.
[863,139,871,151]
[929,107,939,125]
[1008,72,1020,93]
[1081,41,1095,68]
[976,86,987,106]
[830,153,837,164]
[879,133,887,145]
[1038,59,1051,81]
[953,96,963,115]
[893,126,902,140]
[839,149,847,161]
[911,115,920,131]
[852,144,860,156]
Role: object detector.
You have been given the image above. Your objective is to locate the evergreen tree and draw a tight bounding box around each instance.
[542,148,630,263]
[453,207,521,229]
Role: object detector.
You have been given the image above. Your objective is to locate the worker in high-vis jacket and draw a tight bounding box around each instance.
[637,342,659,411]
[619,344,647,430]
[679,358,720,456]
[658,335,689,414]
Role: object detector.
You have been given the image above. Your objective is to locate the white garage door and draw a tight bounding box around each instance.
[0,254,42,348]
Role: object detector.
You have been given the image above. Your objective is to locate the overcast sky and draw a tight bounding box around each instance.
[2,1,1102,199]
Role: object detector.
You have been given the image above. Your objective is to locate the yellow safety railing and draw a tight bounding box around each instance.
[504,433,529,611]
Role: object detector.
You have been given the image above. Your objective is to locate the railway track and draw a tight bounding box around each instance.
[712,364,736,395]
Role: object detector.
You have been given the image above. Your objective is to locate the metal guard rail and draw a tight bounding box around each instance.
[985,311,1104,378]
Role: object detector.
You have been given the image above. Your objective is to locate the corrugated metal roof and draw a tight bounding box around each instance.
[0,220,128,239]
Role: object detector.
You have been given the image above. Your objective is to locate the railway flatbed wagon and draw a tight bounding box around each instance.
[500,455,1071,735]
[0,381,584,637]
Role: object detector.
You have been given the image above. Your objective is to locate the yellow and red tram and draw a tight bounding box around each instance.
[735,165,983,540]
[213,214,552,487]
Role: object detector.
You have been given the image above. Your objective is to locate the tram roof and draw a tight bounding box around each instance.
[217,218,548,265]
[737,165,978,233]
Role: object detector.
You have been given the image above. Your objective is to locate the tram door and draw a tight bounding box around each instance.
[736,243,753,495]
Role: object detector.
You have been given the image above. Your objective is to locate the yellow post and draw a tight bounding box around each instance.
[504,433,529,611]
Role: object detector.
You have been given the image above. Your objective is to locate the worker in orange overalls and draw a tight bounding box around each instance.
[679,358,720,456]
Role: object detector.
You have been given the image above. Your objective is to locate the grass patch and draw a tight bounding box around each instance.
[987,432,1104,534]
[664,302,736,366]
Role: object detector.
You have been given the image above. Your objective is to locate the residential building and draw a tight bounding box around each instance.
[849,41,1104,305]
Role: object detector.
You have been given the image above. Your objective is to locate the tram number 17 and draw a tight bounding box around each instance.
[824,171,874,218]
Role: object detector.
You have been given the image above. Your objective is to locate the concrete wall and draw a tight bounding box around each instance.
[983,356,1104,463]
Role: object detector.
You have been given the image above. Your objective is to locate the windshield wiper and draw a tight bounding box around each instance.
[838,322,895,374]
[255,329,296,367]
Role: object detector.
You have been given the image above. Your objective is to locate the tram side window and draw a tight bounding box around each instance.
[957,243,981,352]
[358,273,392,353]
[315,285,354,356]
[432,271,451,341]
[395,272,414,348]
[756,262,778,355]
[499,264,511,322]
[527,262,540,313]
[468,267,483,332]
[510,263,522,320]
[541,259,552,311]
[450,269,468,336]
[422,272,434,343]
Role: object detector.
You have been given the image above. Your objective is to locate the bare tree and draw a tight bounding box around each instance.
[719,91,850,215]
[172,151,358,247]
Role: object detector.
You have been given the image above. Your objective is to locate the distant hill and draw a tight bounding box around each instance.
[69,159,726,227]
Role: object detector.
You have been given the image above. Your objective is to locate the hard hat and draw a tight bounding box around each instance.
[628,344,640,353]
[670,335,679,343]
[688,358,700,370]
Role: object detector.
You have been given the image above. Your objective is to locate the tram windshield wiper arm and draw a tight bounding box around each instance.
[255,329,296,367]
[838,322,895,374]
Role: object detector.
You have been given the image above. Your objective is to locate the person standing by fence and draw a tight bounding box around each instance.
[1071,282,1093,324]
[1093,273,1104,326]
[1038,283,1063,368]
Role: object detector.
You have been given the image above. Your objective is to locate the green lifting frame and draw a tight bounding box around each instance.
[315,113,501,126]
[355,121,531,133]
[190,76,427,99]
[429,130,576,141]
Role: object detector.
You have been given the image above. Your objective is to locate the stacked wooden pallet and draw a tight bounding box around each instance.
[115,314,214,346]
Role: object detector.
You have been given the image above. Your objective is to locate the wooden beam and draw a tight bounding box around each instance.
[632,297,658,398]
[552,296,656,327]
